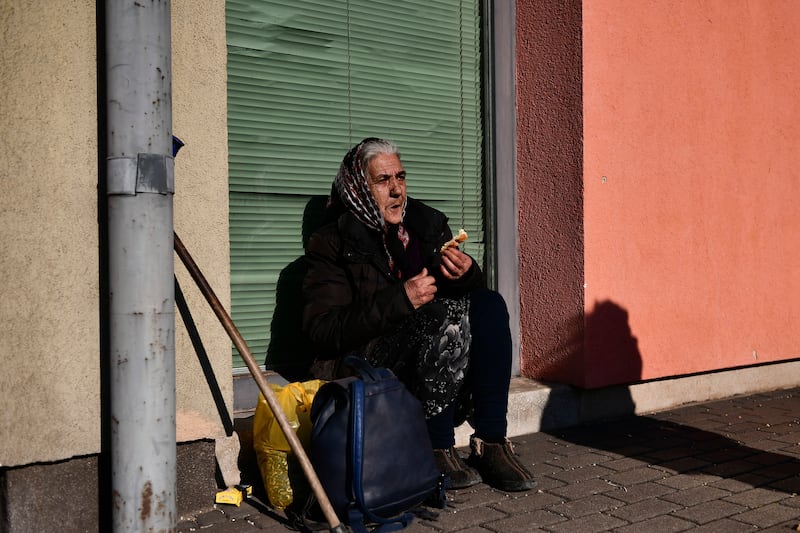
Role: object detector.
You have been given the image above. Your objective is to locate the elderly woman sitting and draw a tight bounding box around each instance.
[302,137,535,492]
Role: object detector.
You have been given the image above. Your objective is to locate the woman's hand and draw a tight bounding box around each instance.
[404,268,437,309]
[440,248,473,280]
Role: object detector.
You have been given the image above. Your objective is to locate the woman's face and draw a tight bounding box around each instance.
[366,153,407,226]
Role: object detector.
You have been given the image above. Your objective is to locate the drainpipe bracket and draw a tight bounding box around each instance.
[107,154,175,195]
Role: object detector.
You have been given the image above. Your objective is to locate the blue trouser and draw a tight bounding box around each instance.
[426,288,512,448]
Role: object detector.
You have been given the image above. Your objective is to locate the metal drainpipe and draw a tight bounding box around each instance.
[105,1,176,530]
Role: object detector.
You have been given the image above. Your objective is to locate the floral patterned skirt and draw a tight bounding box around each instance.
[366,296,471,418]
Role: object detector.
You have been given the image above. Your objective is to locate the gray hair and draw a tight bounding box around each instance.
[358,138,400,171]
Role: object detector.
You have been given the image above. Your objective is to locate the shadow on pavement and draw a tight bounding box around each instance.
[544,405,800,495]
[540,298,800,496]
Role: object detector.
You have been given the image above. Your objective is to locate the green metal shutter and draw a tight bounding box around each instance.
[226,0,484,368]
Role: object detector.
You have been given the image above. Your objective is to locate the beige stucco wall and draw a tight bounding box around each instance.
[0,1,101,466]
[172,0,233,443]
[0,1,232,466]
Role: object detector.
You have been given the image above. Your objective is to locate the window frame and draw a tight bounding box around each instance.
[231,0,521,409]
[483,0,520,374]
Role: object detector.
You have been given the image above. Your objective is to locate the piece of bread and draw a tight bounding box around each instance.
[440,229,468,252]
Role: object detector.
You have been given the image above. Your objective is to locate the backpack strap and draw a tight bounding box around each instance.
[349,379,415,533]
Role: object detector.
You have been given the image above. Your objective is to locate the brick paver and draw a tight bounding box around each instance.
[672,500,748,525]
[185,387,800,532]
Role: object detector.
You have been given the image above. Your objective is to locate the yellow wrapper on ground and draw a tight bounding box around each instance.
[253,379,324,510]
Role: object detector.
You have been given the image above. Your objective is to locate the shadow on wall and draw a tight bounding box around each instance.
[536,300,641,429]
[584,300,643,388]
[264,195,329,382]
[538,299,642,410]
[531,300,644,389]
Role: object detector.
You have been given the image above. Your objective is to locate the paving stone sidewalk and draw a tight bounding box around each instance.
[180,386,800,532]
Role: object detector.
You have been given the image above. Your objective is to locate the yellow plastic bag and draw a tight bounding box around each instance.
[253,379,324,510]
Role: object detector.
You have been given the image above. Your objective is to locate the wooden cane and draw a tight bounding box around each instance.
[173,232,345,532]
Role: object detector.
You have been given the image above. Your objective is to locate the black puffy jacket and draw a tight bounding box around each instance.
[302,197,483,359]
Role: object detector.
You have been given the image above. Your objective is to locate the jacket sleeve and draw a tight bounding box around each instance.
[302,231,414,357]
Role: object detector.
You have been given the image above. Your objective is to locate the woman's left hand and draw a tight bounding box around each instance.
[440,247,473,280]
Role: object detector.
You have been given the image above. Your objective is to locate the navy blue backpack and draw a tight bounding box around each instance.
[309,357,447,532]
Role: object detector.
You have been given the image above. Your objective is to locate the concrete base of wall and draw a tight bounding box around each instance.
[0,440,218,532]
[238,358,799,476]
[455,358,800,446]
[237,359,799,450]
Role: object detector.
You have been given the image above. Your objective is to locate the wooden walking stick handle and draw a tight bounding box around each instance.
[173,232,344,532]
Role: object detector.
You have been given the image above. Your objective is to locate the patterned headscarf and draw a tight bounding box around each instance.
[333,138,410,276]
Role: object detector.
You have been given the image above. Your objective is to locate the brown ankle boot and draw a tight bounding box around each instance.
[433,447,482,489]
[467,436,536,492]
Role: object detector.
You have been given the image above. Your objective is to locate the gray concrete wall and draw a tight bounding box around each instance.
[0,440,216,532]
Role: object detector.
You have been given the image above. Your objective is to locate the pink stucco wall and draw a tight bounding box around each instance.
[518,1,800,388]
